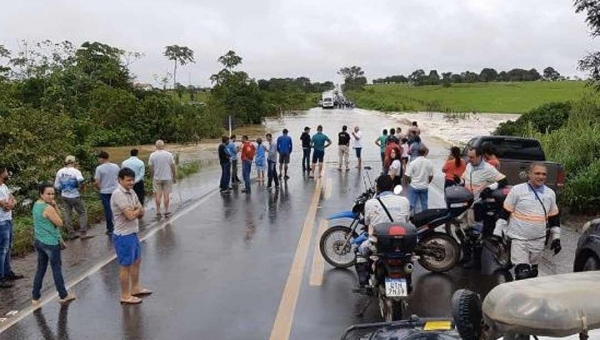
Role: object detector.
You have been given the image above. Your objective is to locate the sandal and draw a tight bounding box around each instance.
[120,296,142,304]
[131,288,153,297]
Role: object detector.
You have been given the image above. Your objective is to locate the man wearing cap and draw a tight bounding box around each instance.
[300,127,311,173]
[55,156,92,239]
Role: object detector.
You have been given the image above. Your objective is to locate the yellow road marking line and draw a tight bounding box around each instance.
[309,219,328,287]
[0,189,220,334]
[268,168,325,340]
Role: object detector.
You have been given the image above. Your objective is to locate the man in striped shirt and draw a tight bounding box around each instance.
[461,146,508,269]
[493,162,561,280]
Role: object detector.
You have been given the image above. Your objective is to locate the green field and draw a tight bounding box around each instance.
[349,81,589,113]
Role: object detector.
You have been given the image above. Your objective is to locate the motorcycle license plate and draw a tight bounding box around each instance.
[384,278,408,297]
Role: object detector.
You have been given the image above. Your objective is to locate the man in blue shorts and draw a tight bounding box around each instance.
[111,168,152,304]
[309,125,332,178]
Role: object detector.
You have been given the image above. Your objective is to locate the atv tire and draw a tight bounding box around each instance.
[452,289,482,340]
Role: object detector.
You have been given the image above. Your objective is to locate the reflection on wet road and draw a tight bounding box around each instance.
[0,108,578,340]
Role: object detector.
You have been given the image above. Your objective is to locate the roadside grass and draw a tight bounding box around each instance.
[11,161,202,256]
[349,81,589,113]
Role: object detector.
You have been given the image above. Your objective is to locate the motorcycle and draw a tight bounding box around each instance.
[438,186,512,270]
[320,177,462,273]
[368,221,419,322]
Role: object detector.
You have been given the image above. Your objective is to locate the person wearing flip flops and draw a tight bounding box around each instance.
[111,168,152,304]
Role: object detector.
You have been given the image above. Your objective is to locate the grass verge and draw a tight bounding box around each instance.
[349,81,589,113]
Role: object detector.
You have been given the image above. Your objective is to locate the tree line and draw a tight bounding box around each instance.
[0,40,327,199]
[373,67,564,86]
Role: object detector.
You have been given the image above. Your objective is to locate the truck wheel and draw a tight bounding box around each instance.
[452,289,482,340]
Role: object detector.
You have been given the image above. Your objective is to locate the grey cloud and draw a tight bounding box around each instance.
[0,0,594,86]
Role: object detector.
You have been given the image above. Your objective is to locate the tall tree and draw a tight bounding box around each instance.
[409,69,426,85]
[428,70,440,85]
[218,50,242,70]
[479,68,498,82]
[338,66,366,91]
[164,45,195,89]
[575,0,600,89]
[543,67,561,81]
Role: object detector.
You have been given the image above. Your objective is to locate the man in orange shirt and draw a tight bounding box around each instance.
[241,136,256,194]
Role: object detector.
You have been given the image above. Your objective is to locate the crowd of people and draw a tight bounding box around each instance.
[0,139,179,306]
[0,119,564,310]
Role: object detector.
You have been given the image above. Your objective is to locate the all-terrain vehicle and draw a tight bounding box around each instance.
[340,271,600,340]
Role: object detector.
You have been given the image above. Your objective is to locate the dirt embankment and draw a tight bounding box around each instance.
[102,124,269,166]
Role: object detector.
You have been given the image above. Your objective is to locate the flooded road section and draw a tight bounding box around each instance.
[0,108,577,340]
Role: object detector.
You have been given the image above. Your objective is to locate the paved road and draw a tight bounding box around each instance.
[0,108,579,340]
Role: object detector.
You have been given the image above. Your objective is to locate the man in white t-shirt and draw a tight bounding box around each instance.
[461,146,508,268]
[0,167,23,287]
[351,126,363,169]
[405,146,434,214]
[148,140,177,218]
[55,156,92,239]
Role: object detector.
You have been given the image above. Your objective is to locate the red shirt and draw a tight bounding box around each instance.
[241,141,256,161]
[442,158,466,180]
[486,156,500,169]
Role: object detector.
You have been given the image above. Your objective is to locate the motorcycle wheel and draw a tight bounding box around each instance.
[418,233,461,273]
[319,225,356,268]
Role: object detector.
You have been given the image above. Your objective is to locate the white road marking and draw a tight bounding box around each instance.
[0,188,220,334]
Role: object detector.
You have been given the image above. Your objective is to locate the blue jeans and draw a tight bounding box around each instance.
[100,193,114,232]
[32,240,68,300]
[302,148,311,171]
[267,160,279,187]
[0,220,12,279]
[242,160,252,192]
[409,187,429,214]
[220,162,231,190]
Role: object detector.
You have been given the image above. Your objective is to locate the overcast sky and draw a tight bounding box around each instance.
[1,0,597,86]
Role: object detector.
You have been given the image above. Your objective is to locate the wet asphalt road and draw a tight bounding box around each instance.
[0,108,579,340]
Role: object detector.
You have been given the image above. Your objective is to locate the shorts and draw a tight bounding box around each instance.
[153,179,173,193]
[255,164,266,172]
[354,147,362,158]
[510,238,545,266]
[312,149,325,163]
[113,233,141,266]
[279,153,290,164]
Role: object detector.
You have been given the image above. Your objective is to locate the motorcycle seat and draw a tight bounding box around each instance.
[483,271,600,338]
[411,209,449,227]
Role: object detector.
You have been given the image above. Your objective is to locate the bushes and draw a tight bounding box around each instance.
[562,159,600,213]
[528,96,600,213]
[494,101,572,136]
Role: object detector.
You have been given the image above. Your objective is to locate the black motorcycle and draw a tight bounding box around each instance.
[438,186,512,270]
[367,221,419,322]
